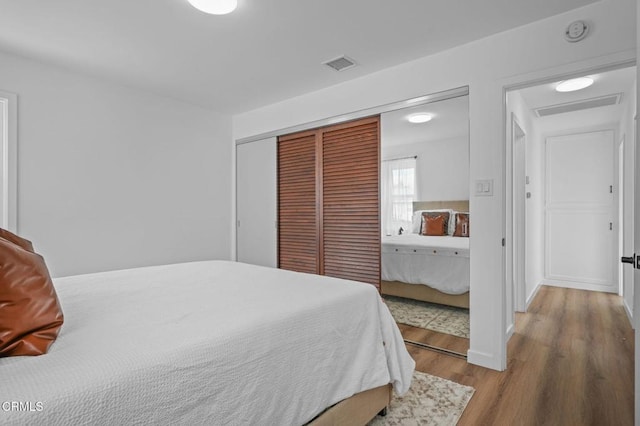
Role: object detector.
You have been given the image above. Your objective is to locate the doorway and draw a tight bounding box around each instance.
[504,66,637,423]
[505,64,636,345]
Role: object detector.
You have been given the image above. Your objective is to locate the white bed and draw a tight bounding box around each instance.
[380,200,470,308]
[382,234,469,295]
[0,261,414,425]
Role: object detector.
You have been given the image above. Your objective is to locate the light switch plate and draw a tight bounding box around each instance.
[475,179,493,196]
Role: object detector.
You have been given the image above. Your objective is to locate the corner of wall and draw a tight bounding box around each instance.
[467,349,505,371]
[525,281,543,310]
[506,323,515,341]
[623,298,635,329]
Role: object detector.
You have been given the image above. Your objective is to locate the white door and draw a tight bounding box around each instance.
[236,137,277,267]
[544,130,616,292]
[633,114,639,425]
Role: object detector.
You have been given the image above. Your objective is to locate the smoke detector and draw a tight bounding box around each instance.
[565,20,589,42]
[323,56,357,72]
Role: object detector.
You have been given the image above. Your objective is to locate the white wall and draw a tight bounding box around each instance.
[233,0,636,370]
[382,137,469,202]
[0,51,232,277]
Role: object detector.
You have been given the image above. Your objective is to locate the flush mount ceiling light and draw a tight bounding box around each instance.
[187,0,237,15]
[407,113,433,124]
[555,77,594,92]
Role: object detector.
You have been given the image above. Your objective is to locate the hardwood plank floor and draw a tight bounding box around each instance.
[407,285,634,425]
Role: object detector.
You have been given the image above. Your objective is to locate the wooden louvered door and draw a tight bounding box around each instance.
[277,130,319,274]
[277,116,380,288]
[322,117,380,288]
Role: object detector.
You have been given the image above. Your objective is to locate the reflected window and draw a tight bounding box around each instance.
[382,157,416,235]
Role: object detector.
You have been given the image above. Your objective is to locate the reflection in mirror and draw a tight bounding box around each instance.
[380,94,470,357]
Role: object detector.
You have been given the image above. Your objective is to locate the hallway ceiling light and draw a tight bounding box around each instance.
[555,77,594,92]
[407,113,433,124]
[187,0,237,15]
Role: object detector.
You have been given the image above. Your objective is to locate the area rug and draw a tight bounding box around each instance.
[384,296,470,339]
[369,371,475,426]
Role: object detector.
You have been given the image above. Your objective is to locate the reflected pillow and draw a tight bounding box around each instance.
[412,209,453,234]
[421,212,450,236]
[453,213,470,237]
[0,229,64,356]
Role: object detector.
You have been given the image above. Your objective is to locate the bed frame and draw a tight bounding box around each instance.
[307,384,391,425]
[381,200,470,309]
[381,280,469,308]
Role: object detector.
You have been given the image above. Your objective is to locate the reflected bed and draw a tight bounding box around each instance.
[381,200,470,309]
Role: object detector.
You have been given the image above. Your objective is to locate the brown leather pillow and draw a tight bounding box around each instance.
[0,232,64,356]
[421,212,449,236]
[454,213,470,237]
[0,228,34,252]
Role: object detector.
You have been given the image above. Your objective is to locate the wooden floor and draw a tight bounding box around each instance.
[408,285,635,425]
[397,323,469,355]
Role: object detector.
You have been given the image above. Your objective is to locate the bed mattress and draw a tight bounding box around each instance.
[0,261,414,425]
[382,234,470,294]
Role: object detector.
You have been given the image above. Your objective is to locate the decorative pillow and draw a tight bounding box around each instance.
[0,230,64,356]
[453,213,470,237]
[412,209,453,234]
[0,228,34,252]
[421,212,450,236]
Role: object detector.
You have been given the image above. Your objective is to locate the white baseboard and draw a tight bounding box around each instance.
[623,298,634,329]
[525,281,542,310]
[506,323,515,341]
[542,279,617,294]
[467,349,505,371]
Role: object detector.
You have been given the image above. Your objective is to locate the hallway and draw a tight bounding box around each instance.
[408,285,634,425]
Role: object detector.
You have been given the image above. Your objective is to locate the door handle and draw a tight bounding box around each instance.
[621,254,636,268]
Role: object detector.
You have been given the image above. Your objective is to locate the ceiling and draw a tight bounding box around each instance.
[382,96,469,147]
[517,66,636,127]
[381,66,636,149]
[0,0,598,114]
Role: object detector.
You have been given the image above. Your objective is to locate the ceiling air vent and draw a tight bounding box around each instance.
[323,55,357,72]
[534,93,622,117]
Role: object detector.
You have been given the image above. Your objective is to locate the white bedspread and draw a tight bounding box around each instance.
[0,261,414,425]
[382,234,470,294]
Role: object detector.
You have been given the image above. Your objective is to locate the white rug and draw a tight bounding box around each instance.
[384,296,470,339]
[369,371,475,426]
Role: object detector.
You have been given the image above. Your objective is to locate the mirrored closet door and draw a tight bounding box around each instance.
[380,93,471,357]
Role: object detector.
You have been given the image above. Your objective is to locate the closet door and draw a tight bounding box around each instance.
[278,130,319,274]
[236,137,277,267]
[322,117,380,288]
